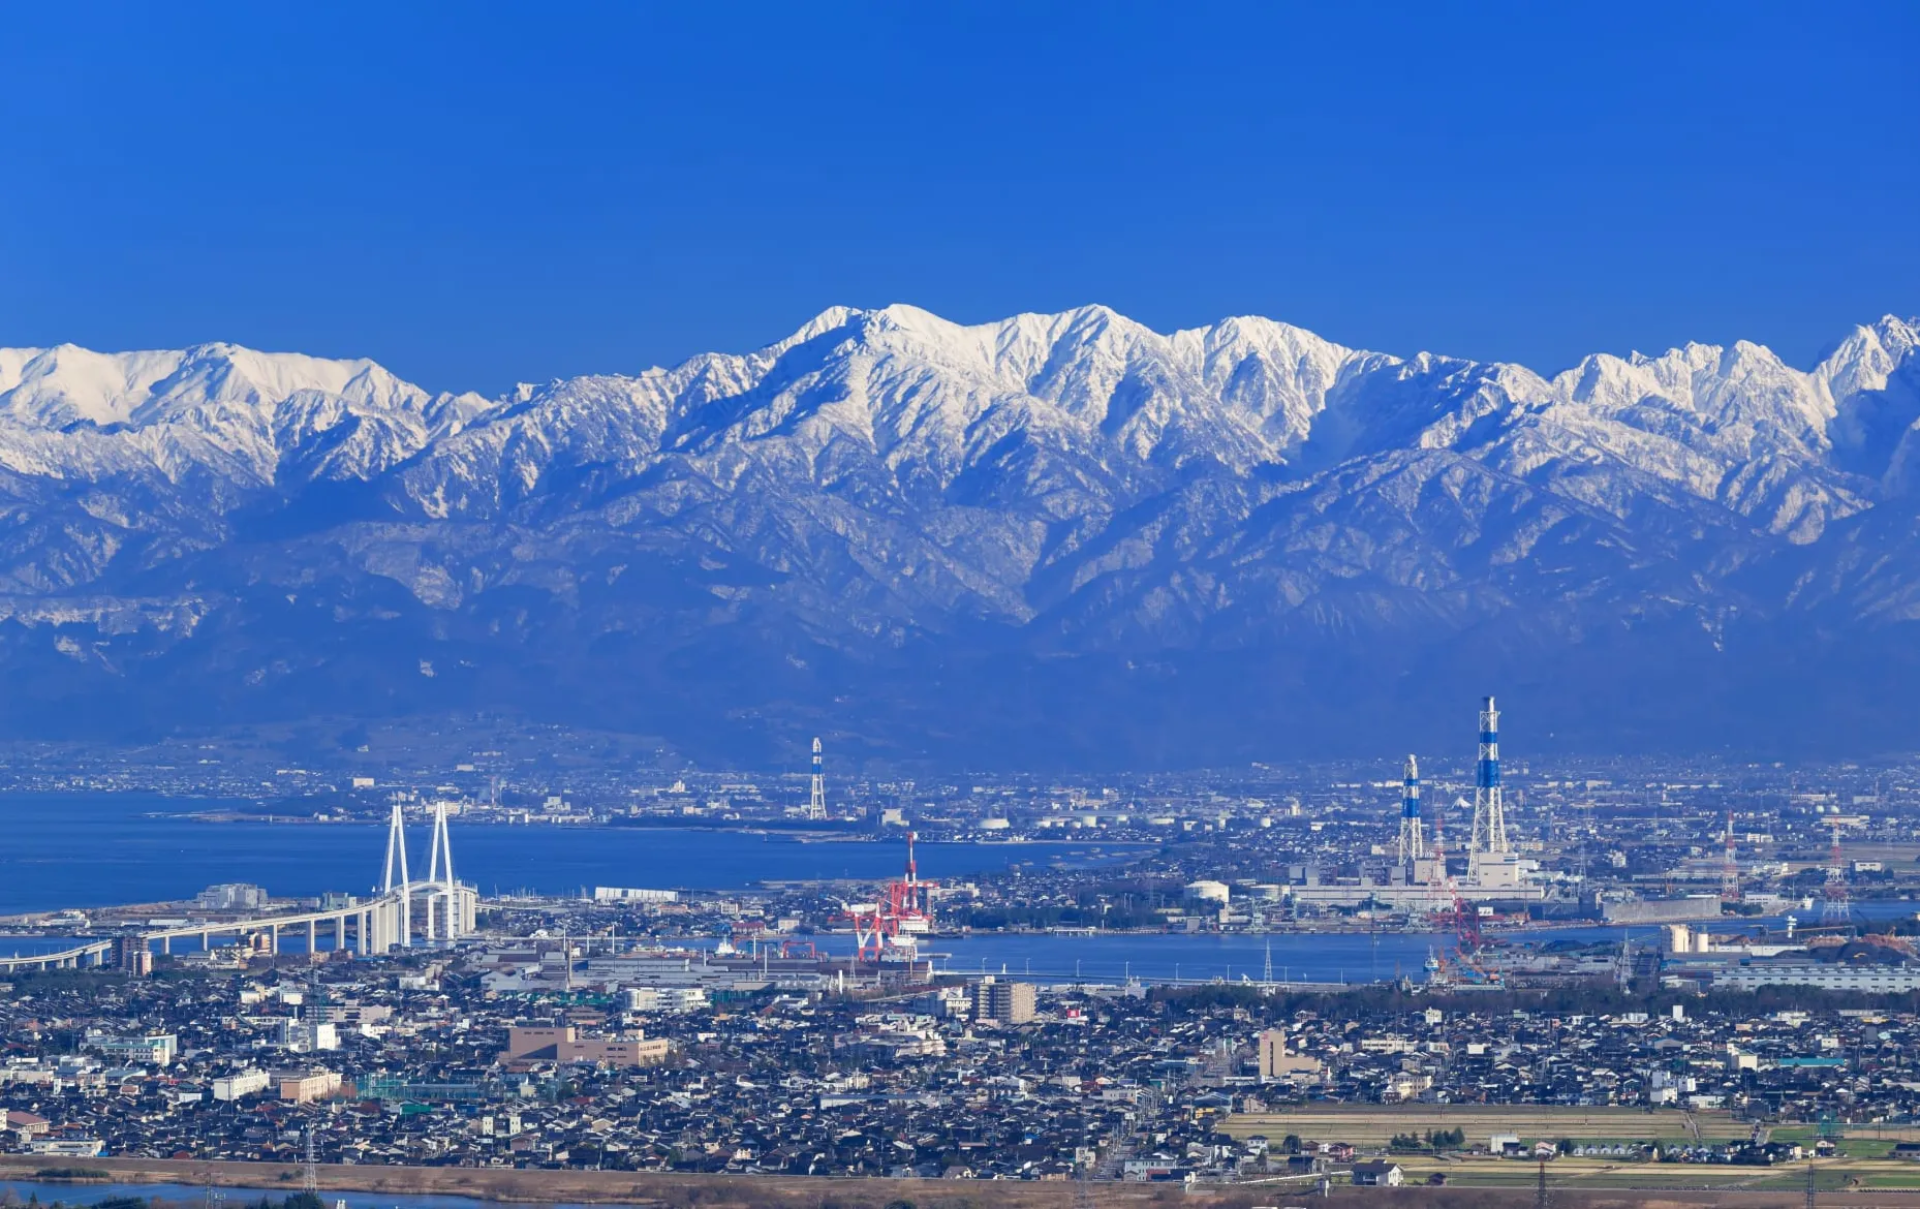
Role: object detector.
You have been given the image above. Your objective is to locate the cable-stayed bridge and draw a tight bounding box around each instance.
[0,799,477,974]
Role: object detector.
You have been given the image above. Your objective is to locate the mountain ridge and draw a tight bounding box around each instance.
[0,305,1917,767]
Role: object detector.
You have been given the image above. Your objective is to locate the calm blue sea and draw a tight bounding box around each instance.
[0,793,1124,915]
[2,793,1912,987]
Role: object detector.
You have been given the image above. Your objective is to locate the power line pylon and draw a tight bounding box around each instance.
[1073,1168,1096,1209]
[1720,811,1741,903]
[1821,816,1851,925]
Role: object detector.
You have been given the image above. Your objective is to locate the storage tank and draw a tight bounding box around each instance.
[1183,880,1231,906]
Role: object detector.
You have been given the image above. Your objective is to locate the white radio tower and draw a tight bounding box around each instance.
[1397,754,1425,866]
[806,737,828,820]
[1468,696,1509,877]
[380,795,411,948]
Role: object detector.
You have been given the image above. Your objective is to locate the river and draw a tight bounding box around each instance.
[0,1181,579,1209]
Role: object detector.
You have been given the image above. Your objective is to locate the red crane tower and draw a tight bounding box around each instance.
[1426,796,1494,985]
[842,831,938,962]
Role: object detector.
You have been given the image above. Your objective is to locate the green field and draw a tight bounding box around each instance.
[1224,1105,1746,1147]
[1222,1107,1920,1193]
[1386,1154,1916,1192]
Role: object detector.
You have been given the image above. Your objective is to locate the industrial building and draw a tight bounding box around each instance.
[1712,963,1920,993]
[1602,895,1722,924]
[592,886,680,903]
[195,883,269,911]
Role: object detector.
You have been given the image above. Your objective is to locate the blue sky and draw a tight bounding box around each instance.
[0,3,1913,393]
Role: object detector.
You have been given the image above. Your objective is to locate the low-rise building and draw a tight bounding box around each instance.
[212,1069,272,1101]
[276,1020,340,1052]
[276,1069,341,1104]
[30,1138,105,1157]
[88,1032,177,1067]
[500,1026,671,1068]
[1257,1028,1321,1082]
[1352,1161,1404,1186]
[620,986,708,1013]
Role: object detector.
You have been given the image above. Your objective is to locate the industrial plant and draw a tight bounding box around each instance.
[1282,696,1544,914]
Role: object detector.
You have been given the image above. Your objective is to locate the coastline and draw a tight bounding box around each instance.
[171,811,1153,849]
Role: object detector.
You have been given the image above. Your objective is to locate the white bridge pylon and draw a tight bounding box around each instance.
[382,795,413,947]
[381,795,475,947]
[422,798,467,941]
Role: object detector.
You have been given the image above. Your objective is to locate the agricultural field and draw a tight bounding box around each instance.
[1223,1104,1748,1147]
[1379,1153,1919,1192]
[1221,1107,1920,1195]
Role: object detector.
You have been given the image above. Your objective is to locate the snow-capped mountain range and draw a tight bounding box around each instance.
[2,304,1917,764]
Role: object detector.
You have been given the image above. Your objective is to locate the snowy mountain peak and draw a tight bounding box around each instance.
[0,341,442,433]
[1,304,1919,759]
[4,305,1914,530]
[1820,314,1920,400]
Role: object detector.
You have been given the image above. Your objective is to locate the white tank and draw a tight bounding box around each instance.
[1183,880,1231,906]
